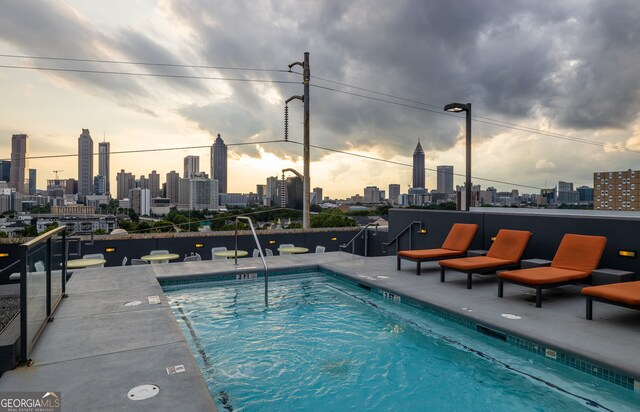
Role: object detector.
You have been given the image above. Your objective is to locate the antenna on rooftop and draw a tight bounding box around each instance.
[53,170,63,179]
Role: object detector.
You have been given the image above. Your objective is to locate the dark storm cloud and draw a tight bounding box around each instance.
[3,0,640,164]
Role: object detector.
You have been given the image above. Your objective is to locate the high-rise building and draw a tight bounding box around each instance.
[129,188,151,216]
[364,186,380,204]
[312,187,323,204]
[388,184,400,204]
[28,169,36,194]
[98,141,110,194]
[594,170,640,211]
[116,169,134,200]
[166,171,180,205]
[557,181,579,204]
[94,175,106,195]
[0,161,11,183]
[190,176,219,211]
[437,165,454,194]
[184,156,199,179]
[266,176,280,206]
[10,134,28,193]
[577,186,594,204]
[286,176,303,210]
[148,170,161,198]
[211,134,228,194]
[77,129,94,199]
[412,140,425,189]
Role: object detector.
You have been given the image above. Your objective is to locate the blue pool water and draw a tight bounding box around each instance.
[163,273,638,411]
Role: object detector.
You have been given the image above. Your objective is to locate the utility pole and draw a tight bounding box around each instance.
[286,52,310,229]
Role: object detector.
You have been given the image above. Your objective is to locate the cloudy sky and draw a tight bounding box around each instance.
[1,0,639,198]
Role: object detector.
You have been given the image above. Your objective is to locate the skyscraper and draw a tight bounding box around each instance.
[10,134,28,193]
[148,170,160,198]
[388,184,400,204]
[28,169,37,194]
[312,187,323,204]
[0,161,11,183]
[437,165,454,194]
[78,129,94,199]
[98,141,110,195]
[211,134,228,194]
[165,171,180,205]
[184,156,199,179]
[412,140,425,189]
[116,169,134,200]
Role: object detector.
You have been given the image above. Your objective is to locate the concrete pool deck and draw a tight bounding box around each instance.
[0,251,639,410]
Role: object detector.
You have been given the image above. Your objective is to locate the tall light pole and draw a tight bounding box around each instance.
[287,52,310,228]
[444,102,471,211]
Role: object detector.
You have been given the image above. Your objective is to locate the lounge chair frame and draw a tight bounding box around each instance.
[398,252,467,276]
[498,277,585,308]
[442,263,521,290]
[585,295,640,320]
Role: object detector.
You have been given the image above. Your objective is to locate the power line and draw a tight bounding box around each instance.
[0,140,288,162]
[287,140,546,191]
[0,64,300,84]
[0,53,291,74]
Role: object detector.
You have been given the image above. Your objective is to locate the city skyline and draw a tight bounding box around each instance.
[1,2,640,198]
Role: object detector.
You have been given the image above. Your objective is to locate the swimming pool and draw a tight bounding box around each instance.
[163,272,638,411]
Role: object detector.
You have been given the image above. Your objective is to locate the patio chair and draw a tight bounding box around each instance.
[315,245,326,253]
[265,248,274,257]
[183,255,200,262]
[439,229,532,289]
[83,253,105,267]
[149,249,169,264]
[253,248,260,257]
[34,260,45,272]
[499,234,607,308]
[122,256,128,266]
[131,259,149,265]
[397,223,478,276]
[211,247,228,260]
[279,244,294,255]
[582,281,640,320]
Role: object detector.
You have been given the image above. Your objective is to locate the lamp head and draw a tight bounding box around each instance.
[444,102,470,112]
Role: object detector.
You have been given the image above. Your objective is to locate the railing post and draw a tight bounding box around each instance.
[62,230,67,295]
[19,243,28,364]
[46,238,52,318]
[364,228,369,257]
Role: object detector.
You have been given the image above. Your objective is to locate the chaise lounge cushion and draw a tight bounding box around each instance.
[582,282,640,306]
[500,267,588,285]
[440,229,532,270]
[397,248,465,260]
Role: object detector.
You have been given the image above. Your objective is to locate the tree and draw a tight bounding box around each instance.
[311,210,355,228]
[94,229,108,235]
[0,231,8,238]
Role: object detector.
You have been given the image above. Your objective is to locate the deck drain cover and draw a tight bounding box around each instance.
[124,300,142,307]
[128,384,159,400]
[501,313,522,320]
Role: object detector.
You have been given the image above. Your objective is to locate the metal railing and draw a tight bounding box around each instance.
[382,221,423,254]
[340,223,379,257]
[19,225,68,365]
[235,216,269,305]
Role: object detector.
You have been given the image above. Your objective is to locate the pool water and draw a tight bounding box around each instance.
[163,273,639,411]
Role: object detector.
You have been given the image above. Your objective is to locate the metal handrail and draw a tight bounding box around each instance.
[235,216,269,305]
[340,223,378,256]
[382,221,423,254]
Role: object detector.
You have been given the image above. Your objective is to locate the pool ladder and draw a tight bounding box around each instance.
[235,216,269,305]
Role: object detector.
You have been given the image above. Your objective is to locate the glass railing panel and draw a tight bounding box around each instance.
[50,237,65,309]
[25,243,48,351]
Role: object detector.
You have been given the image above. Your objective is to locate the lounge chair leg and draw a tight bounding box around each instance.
[498,279,503,297]
[467,273,472,289]
[536,286,542,308]
[416,261,421,276]
[397,257,401,271]
[440,266,445,283]
[586,297,593,320]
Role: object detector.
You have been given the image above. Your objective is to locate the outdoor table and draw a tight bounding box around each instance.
[67,258,107,269]
[213,250,249,259]
[277,247,309,254]
[140,253,180,263]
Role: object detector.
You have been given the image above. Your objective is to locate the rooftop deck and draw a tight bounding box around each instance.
[0,252,639,410]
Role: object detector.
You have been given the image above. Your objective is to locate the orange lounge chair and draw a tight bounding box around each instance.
[439,229,532,289]
[498,234,606,308]
[397,223,478,276]
[582,281,640,320]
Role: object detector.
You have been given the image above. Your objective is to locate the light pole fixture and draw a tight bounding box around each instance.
[444,102,472,211]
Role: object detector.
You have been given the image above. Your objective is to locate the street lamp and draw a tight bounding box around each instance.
[444,102,472,211]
